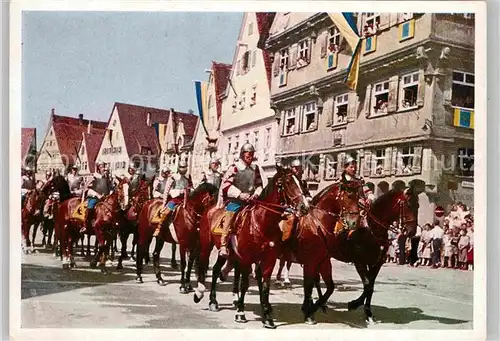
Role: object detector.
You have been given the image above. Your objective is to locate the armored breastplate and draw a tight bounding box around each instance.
[94,176,110,195]
[173,175,189,190]
[156,178,167,194]
[233,167,256,194]
[129,175,140,192]
[206,171,221,188]
[68,175,82,191]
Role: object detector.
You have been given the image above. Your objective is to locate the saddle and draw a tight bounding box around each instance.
[151,204,180,225]
[211,206,252,236]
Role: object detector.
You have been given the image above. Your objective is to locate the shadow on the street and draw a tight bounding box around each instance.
[241,301,470,328]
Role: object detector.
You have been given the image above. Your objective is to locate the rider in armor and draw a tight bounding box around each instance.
[218,143,263,257]
[152,167,170,198]
[123,164,141,207]
[21,167,36,207]
[82,161,112,234]
[204,157,222,189]
[338,155,375,235]
[153,160,193,237]
[66,165,83,197]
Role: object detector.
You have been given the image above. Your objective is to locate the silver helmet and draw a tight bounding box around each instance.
[344,155,357,167]
[178,160,188,174]
[291,159,302,168]
[240,143,255,156]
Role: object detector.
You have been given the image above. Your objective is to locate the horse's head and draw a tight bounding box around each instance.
[188,182,219,213]
[266,164,310,216]
[112,177,129,210]
[371,187,419,237]
[126,180,151,220]
[25,189,44,216]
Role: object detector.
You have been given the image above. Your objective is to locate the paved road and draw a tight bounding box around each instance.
[21,235,473,329]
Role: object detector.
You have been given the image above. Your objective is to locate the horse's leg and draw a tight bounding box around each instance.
[47,220,54,249]
[90,230,103,269]
[207,255,226,312]
[193,223,212,304]
[184,248,196,293]
[117,231,128,270]
[179,245,188,293]
[153,237,166,286]
[171,243,178,270]
[362,262,384,324]
[69,235,77,268]
[135,241,145,283]
[232,260,241,307]
[234,264,251,323]
[61,227,70,269]
[31,221,39,249]
[348,263,369,312]
[99,233,112,274]
[131,230,138,260]
[308,257,335,317]
[283,260,292,286]
[41,219,47,247]
[79,235,85,257]
[314,274,323,299]
[301,264,318,325]
[276,258,285,283]
[145,237,152,265]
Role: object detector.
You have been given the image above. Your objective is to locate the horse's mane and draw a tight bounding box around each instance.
[190,182,218,198]
[372,188,419,211]
[258,175,276,200]
[310,182,338,205]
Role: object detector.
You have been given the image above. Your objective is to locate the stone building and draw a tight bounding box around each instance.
[218,12,279,183]
[265,13,475,223]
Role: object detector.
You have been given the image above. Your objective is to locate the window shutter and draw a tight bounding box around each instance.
[416,69,426,107]
[391,147,398,175]
[387,75,399,112]
[336,153,345,176]
[363,84,372,117]
[347,92,357,122]
[442,69,453,106]
[326,100,333,127]
[273,54,280,77]
[297,105,303,133]
[320,32,328,58]
[363,151,372,177]
[289,44,298,70]
[412,146,423,174]
[384,147,392,175]
[252,50,257,67]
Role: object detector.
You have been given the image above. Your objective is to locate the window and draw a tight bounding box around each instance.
[324,155,337,180]
[334,94,349,124]
[254,131,259,150]
[372,80,390,115]
[112,120,117,127]
[304,155,320,182]
[397,146,415,174]
[232,94,237,112]
[245,132,250,143]
[251,50,257,68]
[265,127,271,148]
[250,85,257,106]
[457,148,474,177]
[248,22,253,36]
[372,149,385,176]
[227,137,232,155]
[283,108,296,135]
[208,95,213,108]
[452,71,474,109]
[279,48,289,70]
[234,135,240,153]
[400,72,419,109]
[402,13,413,21]
[239,91,246,109]
[328,26,341,51]
[303,102,317,132]
[242,51,250,72]
[364,13,380,36]
[297,39,310,66]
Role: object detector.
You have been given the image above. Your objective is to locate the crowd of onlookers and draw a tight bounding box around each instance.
[387,202,474,271]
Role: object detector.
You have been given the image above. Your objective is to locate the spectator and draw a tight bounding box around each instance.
[467,225,474,271]
[397,225,407,265]
[458,228,470,270]
[443,228,453,268]
[387,229,397,263]
[409,224,422,266]
[419,224,432,266]
[430,221,444,268]
[450,229,460,268]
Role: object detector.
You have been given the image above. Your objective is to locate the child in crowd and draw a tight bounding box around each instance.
[458,228,470,270]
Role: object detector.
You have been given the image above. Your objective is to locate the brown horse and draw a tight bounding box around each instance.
[21,188,46,253]
[135,182,219,291]
[193,166,309,329]
[292,184,419,324]
[54,178,128,270]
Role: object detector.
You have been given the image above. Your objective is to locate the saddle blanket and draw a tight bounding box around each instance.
[72,201,87,221]
[211,208,251,236]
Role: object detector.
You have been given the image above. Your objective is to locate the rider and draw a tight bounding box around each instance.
[82,161,112,234]
[123,164,141,207]
[153,160,193,237]
[66,165,84,197]
[152,167,170,198]
[339,155,375,235]
[21,166,36,207]
[204,157,222,189]
[218,143,263,257]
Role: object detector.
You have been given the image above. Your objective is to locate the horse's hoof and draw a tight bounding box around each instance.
[70,262,77,268]
[209,302,220,312]
[101,268,108,274]
[179,286,188,294]
[186,285,194,293]
[90,261,97,269]
[366,316,376,325]
[135,277,143,284]
[157,279,166,286]
[235,313,247,323]
[347,301,358,311]
[193,293,201,304]
[62,263,70,270]
[116,263,123,270]
[305,317,317,325]
[171,262,178,270]
[263,319,276,329]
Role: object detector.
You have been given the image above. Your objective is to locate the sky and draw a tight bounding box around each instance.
[22,11,243,147]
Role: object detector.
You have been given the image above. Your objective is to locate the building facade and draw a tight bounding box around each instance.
[36,109,106,179]
[21,128,37,171]
[190,61,231,185]
[218,12,279,183]
[265,13,475,223]
[75,130,105,178]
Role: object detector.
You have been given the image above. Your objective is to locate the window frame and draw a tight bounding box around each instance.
[399,71,420,111]
[397,146,415,175]
[372,149,386,176]
[328,26,341,52]
[334,93,349,125]
[282,108,297,136]
[324,155,338,180]
[456,147,474,177]
[451,70,475,110]
[279,48,289,71]
[302,101,318,132]
[297,39,310,67]
[371,80,390,116]
[253,130,259,151]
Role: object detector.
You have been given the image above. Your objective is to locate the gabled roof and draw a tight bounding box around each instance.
[21,128,36,161]
[82,130,105,173]
[256,12,276,89]
[212,61,232,120]
[51,114,107,166]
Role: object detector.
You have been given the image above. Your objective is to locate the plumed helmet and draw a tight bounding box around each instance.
[291,159,302,168]
[240,143,255,155]
[344,155,357,167]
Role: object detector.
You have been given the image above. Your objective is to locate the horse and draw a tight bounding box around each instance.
[293,183,419,324]
[21,187,46,253]
[54,178,128,270]
[135,182,219,291]
[192,165,309,329]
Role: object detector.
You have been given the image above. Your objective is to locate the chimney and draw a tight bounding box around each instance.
[146,112,151,127]
[87,120,92,134]
[78,113,84,125]
[51,108,55,116]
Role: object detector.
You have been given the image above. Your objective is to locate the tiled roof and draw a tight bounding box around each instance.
[82,130,105,173]
[256,12,276,90]
[212,61,232,120]
[51,114,106,167]
[21,128,36,161]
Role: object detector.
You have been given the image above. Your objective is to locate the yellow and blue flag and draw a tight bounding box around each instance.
[194,80,209,136]
[328,13,362,91]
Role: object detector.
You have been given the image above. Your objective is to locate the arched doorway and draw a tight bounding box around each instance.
[392,180,406,191]
[375,181,390,197]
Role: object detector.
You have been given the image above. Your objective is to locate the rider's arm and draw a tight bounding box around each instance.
[252,166,264,198]
[162,176,174,204]
[221,166,241,198]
